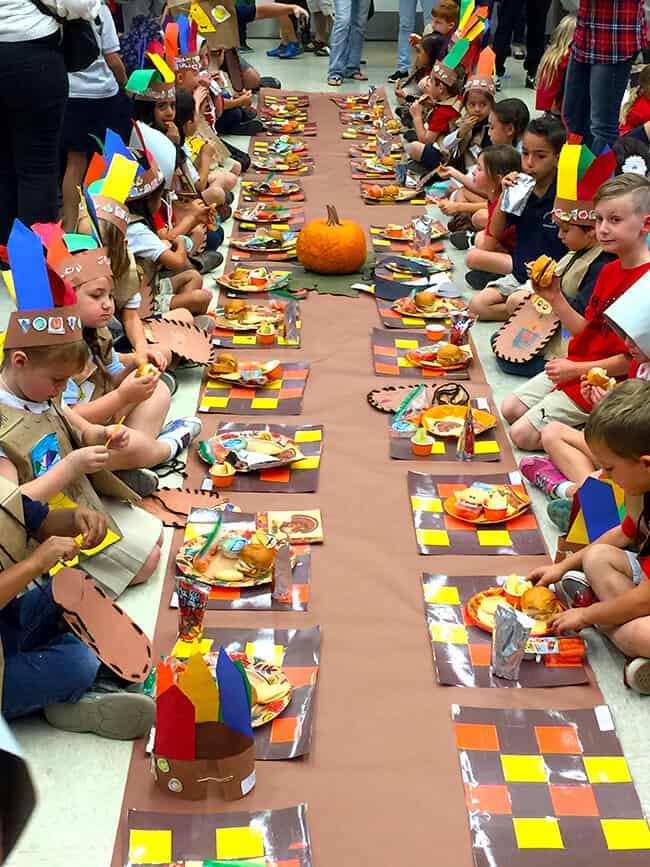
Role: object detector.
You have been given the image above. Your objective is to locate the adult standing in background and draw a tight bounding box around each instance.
[0,0,100,244]
[391,0,437,81]
[492,0,551,89]
[563,0,647,154]
[326,0,371,85]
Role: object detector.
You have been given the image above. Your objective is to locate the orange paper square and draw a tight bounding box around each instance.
[535,725,582,754]
[278,388,305,399]
[507,512,540,531]
[376,345,397,357]
[375,362,398,375]
[209,586,240,600]
[228,386,253,399]
[270,716,300,743]
[282,665,318,688]
[283,367,309,379]
[259,468,291,483]
[549,785,599,816]
[465,783,512,814]
[437,482,466,498]
[292,583,309,603]
[270,861,301,867]
[469,643,492,666]
[455,722,500,752]
[443,514,475,531]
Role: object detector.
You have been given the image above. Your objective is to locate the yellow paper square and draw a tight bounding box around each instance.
[430,441,446,454]
[402,316,426,326]
[370,227,381,235]
[263,379,282,390]
[295,429,322,442]
[202,396,230,409]
[473,441,500,454]
[501,754,548,783]
[129,829,172,864]
[216,827,265,860]
[397,356,416,368]
[271,223,290,230]
[172,638,213,658]
[290,456,320,470]
[513,818,563,849]
[584,756,632,784]
[416,528,450,547]
[245,641,285,666]
[477,529,512,547]
[250,398,279,410]
[232,335,257,345]
[374,239,391,246]
[429,622,468,644]
[206,380,230,390]
[601,819,650,850]
[395,338,419,349]
[411,495,442,512]
[425,585,461,605]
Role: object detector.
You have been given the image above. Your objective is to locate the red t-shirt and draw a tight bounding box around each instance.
[620,93,650,134]
[558,260,650,409]
[427,104,460,133]
[485,197,516,253]
[536,54,569,113]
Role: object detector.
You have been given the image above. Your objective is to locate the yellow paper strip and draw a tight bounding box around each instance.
[101,154,138,205]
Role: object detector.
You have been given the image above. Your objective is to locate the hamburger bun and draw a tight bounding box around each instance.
[586,366,617,391]
[436,343,466,366]
[135,362,158,378]
[224,299,247,321]
[238,542,276,578]
[415,289,437,308]
[209,353,239,376]
[520,586,559,621]
[529,255,556,288]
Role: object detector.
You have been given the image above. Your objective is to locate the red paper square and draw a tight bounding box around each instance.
[437,482,466,498]
[377,345,398,357]
[270,716,300,743]
[465,783,512,814]
[549,784,599,816]
[208,586,240,600]
[259,468,291,483]
[283,367,309,379]
[443,514,474,531]
[455,722,500,751]
[535,725,582,754]
[507,512,539,531]
[292,583,309,602]
[468,643,492,666]
[228,386,253,399]
[278,387,304,399]
[282,665,318,688]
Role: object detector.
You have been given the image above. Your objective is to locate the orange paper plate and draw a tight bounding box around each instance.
[464,586,564,637]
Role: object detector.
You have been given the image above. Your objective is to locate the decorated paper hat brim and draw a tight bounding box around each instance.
[433,60,458,87]
[553,197,596,225]
[85,195,129,236]
[57,248,113,289]
[127,155,164,201]
[174,53,201,71]
[128,78,176,102]
[4,305,83,350]
[463,74,496,96]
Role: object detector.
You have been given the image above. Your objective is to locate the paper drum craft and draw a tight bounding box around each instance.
[153,649,255,801]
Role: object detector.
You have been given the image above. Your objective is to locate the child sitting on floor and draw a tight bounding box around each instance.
[500,173,650,451]
[468,115,567,317]
[395,35,443,125]
[620,64,650,139]
[528,379,650,695]
[407,65,461,167]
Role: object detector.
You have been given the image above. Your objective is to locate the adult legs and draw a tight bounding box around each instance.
[590,59,634,154]
[524,0,551,78]
[562,56,593,146]
[493,0,519,77]
[397,0,417,73]
[343,0,371,76]
[328,0,354,77]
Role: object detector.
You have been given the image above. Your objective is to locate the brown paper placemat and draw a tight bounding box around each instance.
[197,362,310,415]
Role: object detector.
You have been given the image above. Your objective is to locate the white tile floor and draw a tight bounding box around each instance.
[5,39,650,867]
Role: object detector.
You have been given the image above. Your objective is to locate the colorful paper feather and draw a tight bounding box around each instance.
[7,221,53,311]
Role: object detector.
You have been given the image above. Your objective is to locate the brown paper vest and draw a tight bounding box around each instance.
[144,317,216,365]
[493,294,560,363]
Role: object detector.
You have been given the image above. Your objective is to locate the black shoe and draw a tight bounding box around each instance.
[513,47,526,60]
[189,250,223,274]
[225,191,234,204]
[449,230,475,251]
[466,269,499,290]
[229,118,265,135]
[259,75,281,89]
[525,74,536,89]
[388,69,408,83]
[239,42,254,52]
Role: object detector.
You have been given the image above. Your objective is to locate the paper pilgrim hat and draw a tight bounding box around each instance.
[605,269,650,357]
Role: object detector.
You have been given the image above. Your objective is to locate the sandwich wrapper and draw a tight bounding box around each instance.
[501,173,535,216]
[152,649,256,801]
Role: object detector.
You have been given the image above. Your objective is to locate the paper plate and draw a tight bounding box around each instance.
[264,120,305,133]
[361,185,417,203]
[381,226,415,241]
[212,304,284,332]
[421,405,497,438]
[252,157,307,172]
[393,296,467,319]
[230,235,297,253]
[264,104,303,117]
[198,430,303,471]
[234,206,291,223]
[268,138,308,154]
[405,344,473,371]
[249,181,302,197]
[464,586,564,637]
[176,529,275,587]
[443,487,531,525]
[217,269,292,294]
[206,359,283,387]
[230,654,293,727]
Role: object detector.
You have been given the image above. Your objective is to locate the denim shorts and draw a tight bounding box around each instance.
[625,550,644,585]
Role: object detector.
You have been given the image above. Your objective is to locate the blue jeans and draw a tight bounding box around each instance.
[1,582,99,720]
[328,0,371,77]
[563,55,634,155]
[397,0,436,72]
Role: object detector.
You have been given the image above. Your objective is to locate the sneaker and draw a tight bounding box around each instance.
[266,43,286,57]
[495,76,503,92]
[239,42,254,53]
[449,230,475,251]
[525,74,536,89]
[278,42,303,58]
[624,657,650,694]
[519,455,567,498]
[555,570,597,609]
[388,69,408,83]
[465,269,499,290]
[512,46,526,60]
[158,416,202,461]
[314,44,330,56]
[547,497,573,533]
[44,690,155,740]
[115,467,159,497]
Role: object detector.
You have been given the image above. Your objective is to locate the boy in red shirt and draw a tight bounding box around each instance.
[501,173,650,451]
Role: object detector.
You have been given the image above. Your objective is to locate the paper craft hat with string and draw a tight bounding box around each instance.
[165,14,200,72]
[554,139,617,225]
[126,51,176,102]
[125,122,165,201]
[432,1,489,87]
[152,648,256,801]
[464,46,496,97]
[81,140,139,236]
[53,231,113,292]
[605,269,650,357]
[3,220,82,351]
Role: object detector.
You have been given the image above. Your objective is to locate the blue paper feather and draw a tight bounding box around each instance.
[7,220,53,311]
[216,647,253,738]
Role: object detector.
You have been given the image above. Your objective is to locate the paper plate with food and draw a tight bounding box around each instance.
[198,428,304,473]
[361,183,417,203]
[267,136,308,155]
[405,342,472,371]
[230,231,297,253]
[249,179,302,197]
[381,223,415,241]
[176,528,289,588]
[206,353,283,387]
[212,298,284,332]
[444,483,530,524]
[465,578,565,637]
[420,405,497,438]
[393,290,467,319]
[263,103,303,118]
[353,158,396,175]
[234,204,292,223]
[231,654,293,727]
[252,155,306,172]
[217,267,292,294]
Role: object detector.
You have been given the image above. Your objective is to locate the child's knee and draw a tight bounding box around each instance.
[129,543,162,586]
[465,247,482,270]
[154,379,171,413]
[505,288,530,314]
[501,393,522,422]
[509,417,542,451]
[408,141,424,160]
[186,269,203,291]
[541,421,566,449]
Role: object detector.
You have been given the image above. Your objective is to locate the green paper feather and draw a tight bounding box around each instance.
[577,146,596,180]
[443,37,470,70]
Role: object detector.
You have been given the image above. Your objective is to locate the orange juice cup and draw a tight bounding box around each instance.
[210,461,236,488]
[265,360,282,379]
[257,327,277,345]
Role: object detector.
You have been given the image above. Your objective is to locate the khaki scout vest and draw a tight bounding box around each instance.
[0,400,138,537]
[112,254,140,312]
[70,327,114,404]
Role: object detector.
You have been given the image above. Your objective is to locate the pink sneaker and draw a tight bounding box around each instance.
[519,456,567,498]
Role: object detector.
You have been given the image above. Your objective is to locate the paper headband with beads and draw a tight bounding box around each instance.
[165,15,201,73]
[554,140,617,226]
[126,52,176,103]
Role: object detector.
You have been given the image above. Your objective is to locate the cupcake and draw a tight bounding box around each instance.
[483,489,508,521]
[411,426,434,456]
[257,321,277,345]
[209,460,236,488]
[269,177,284,193]
[264,359,283,380]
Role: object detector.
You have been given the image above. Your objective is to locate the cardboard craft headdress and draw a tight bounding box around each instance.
[432,2,489,88]
[82,140,139,236]
[152,648,256,801]
[165,14,200,72]
[126,122,165,201]
[604,269,650,356]
[51,231,113,291]
[463,46,496,97]
[554,139,617,225]
[126,50,176,102]
[3,220,82,351]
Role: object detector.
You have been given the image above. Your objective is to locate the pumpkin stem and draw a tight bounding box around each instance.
[326,204,341,227]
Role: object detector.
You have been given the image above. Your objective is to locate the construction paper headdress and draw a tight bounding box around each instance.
[54,233,113,291]
[152,648,256,801]
[464,46,496,97]
[81,139,139,236]
[165,15,200,73]
[126,122,165,201]
[3,220,82,351]
[126,51,176,102]
[554,139,617,225]
[433,2,489,87]
[605,269,650,357]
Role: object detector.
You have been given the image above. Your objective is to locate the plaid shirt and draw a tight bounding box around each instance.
[573,0,648,63]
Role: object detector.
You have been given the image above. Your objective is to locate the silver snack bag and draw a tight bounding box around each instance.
[501,173,536,216]
[491,605,535,680]
[412,214,433,250]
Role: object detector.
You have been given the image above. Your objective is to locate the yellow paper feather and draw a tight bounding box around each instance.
[101,154,138,205]
[145,51,175,83]
[557,144,581,201]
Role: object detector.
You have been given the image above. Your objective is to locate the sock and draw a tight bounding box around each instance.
[553,480,572,499]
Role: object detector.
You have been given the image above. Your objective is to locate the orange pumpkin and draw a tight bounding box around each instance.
[296,204,367,275]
